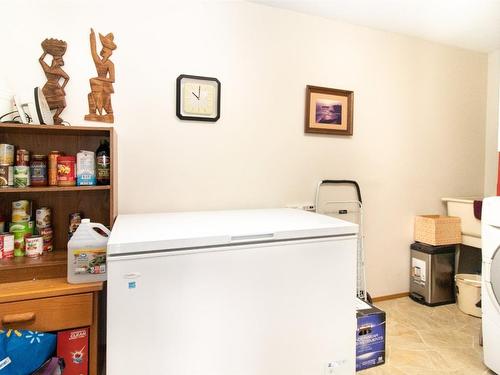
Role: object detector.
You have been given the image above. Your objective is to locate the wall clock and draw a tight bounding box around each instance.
[176,74,221,122]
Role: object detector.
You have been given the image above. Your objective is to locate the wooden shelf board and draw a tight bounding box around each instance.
[0,250,67,271]
[0,122,112,136]
[0,277,103,303]
[0,185,111,193]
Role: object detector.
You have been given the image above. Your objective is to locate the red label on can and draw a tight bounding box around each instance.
[0,233,14,258]
[25,235,43,257]
[39,227,53,252]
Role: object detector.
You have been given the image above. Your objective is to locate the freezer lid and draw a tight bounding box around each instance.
[107,208,358,255]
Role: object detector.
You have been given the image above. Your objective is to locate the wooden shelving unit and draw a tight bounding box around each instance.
[0,123,117,283]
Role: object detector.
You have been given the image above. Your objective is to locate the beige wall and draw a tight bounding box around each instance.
[484,50,500,197]
[0,0,487,296]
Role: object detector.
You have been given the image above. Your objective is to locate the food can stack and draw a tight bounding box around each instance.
[36,207,54,252]
[9,200,34,256]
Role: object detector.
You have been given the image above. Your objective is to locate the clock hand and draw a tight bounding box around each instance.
[198,85,201,98]
[192,91,200,100]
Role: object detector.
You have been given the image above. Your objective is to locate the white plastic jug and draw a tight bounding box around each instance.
[67,219,110,284]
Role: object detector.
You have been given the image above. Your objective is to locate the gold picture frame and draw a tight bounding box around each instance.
[305,85,354,136]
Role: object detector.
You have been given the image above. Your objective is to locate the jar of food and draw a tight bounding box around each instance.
[16,149,30,166]
[30,154,48,187]
[57,156,76,186]
[48,151,62,186]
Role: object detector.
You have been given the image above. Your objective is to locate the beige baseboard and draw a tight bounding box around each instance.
[371,292,410,302]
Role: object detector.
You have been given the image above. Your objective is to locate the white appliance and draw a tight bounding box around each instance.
[481,197,500,373]
[107,208,358,375]
[14,87,53,125]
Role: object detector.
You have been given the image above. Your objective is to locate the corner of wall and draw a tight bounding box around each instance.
[484,50,500,197]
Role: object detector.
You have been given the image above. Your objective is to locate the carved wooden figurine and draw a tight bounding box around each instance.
[84,28,116,123]
[40,38,69,125]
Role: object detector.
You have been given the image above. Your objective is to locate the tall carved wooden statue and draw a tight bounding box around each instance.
[40,38,69,125]
[84,28,117,123]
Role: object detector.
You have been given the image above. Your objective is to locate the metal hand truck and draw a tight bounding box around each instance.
[315,179,370,302]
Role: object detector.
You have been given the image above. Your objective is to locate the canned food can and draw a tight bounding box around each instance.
[9,221,35,234]
[48,151,62,186]
[36,207,51,229]
[12,210,30,223]
[16,149,30,166]
[39,226,53,252]
[57,156,76,186]
[69,212,82,238]
[0,144,14,165]
[11,230,30,257]
[10,219,35,257]
[13,166,30,187]
[0,233,14,258]
[0,164,13,187]
[12,199,31,213]
[25,235,43,258]
[12,200,31,222]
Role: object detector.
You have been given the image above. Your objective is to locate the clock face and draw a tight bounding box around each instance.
[183,83,215,115]
[176,75,221,122]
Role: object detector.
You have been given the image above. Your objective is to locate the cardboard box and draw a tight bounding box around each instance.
[414,215,461,246]
[57,328,89,375]
[356,299,386,371]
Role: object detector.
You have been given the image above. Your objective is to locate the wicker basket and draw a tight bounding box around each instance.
[414,215,461,245]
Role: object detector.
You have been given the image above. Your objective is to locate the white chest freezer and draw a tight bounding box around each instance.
[106,208,358,375]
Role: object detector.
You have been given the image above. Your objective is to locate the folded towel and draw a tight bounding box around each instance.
[474,200,482,220]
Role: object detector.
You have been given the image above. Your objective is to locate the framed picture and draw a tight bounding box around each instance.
[176,74,221,122]
[305,85,353,135]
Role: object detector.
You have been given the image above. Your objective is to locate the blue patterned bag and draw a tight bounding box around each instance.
[0,329,56,375]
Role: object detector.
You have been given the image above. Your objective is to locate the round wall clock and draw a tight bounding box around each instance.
[176,74,221,122]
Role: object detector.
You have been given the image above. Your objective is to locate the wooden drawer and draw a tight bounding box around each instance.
[0,293,93,331]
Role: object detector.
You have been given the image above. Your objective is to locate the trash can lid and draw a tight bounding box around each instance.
[410,242,456,254]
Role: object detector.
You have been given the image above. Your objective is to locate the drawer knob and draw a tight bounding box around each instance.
[2,312,36,324]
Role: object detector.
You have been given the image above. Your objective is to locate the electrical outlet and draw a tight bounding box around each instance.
[302,204,315,212]
[285,204,316,212]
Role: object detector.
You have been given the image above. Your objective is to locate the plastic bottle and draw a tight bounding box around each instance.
[96,140,110,185]
[67,218,110,284]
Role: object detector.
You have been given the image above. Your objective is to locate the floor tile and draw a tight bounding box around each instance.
[360,297,492,375]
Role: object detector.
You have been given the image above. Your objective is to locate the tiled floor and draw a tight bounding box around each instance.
[362,297,496,375]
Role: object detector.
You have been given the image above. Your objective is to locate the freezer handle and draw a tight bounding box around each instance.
[230,233,275,242]
[318,180,362,203]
